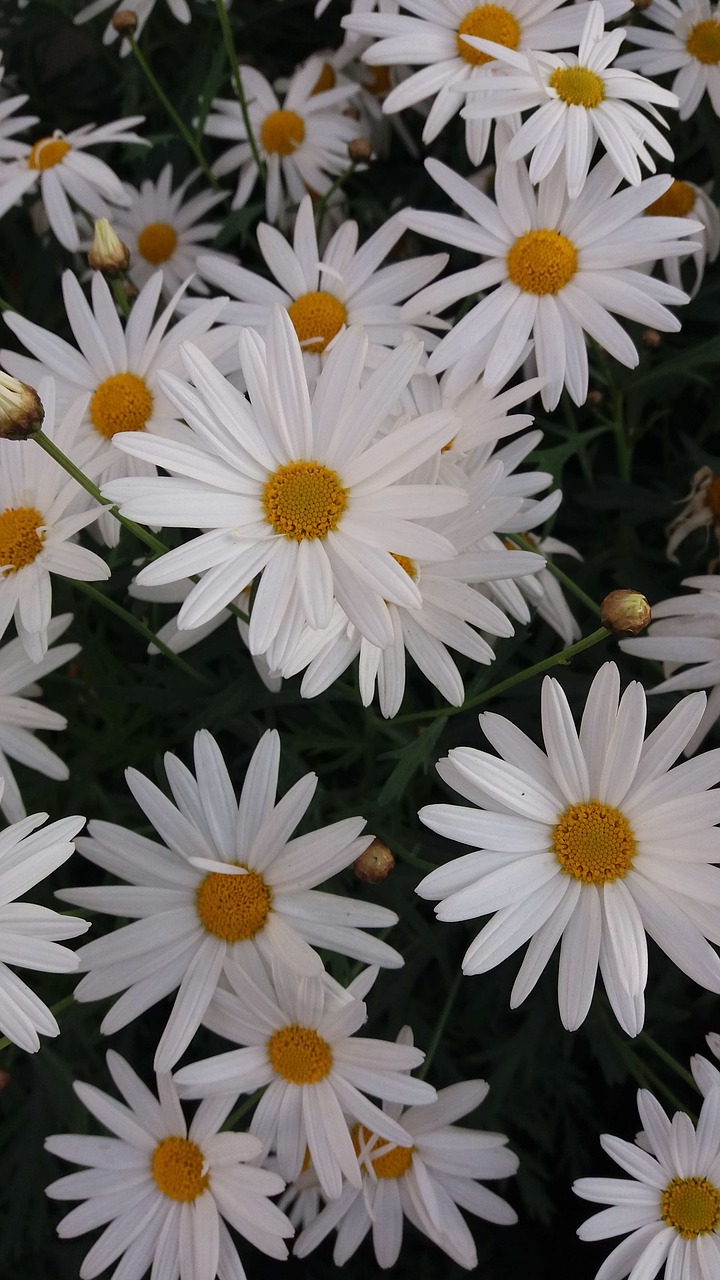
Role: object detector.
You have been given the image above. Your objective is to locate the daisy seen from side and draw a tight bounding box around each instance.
[643,176,720,295]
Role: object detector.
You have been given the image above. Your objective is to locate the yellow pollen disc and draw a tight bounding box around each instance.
[287,290,347,353]
[552,800,636,884]
[137,220,178,264]
[196,865,272,942]
[686,18,720,64]
[507,229,578,295]
[28,136,71,170]
[392,553,416,578]
[661,1177,720,1238]
[366,65,392,96]
[456,5,521,66]
[151,1136,209,1202]
[0,506,45,574]
[707,475,720,517]
[549,65,605,108]
[260,109,306,156]
[263,459,348,541]
[90,372,154,439]
[645,179,696,219]
[267,1024,333,1084]
[312,61,336,94]
[352,1124,414,1179]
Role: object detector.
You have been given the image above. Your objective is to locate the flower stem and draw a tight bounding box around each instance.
[512,533,601,619]
[111,278,132,319]
[418,967,463,1080]
[0,993,74,1053]
[126,34,219,189]
[214,0,266,181]
[315,160,356,233]
[73,580,210,684]
[640,1032,699,1091]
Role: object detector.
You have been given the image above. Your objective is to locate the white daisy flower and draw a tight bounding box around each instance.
[417,661,720,1036]
[691,1032,720,1098]
[461,2,677,197]
[513,533,582,645]
[205,59,360,224]
[105,164,229,299]
[621,575,720,756]
[45,1050,293,1279]
[643,176,720,295]
[0,612,80,823]
[402,146,701,407]
[295,1041,518,1269]
[74,0,191,55]
[0,117,146,252]
[574,1087,720,1278]
[343,0,630,164]
[2,270,238,546]
[0,382,109,663]
[619,0,720,119]
[0,797,88,1052]
[174,962,437,1200]
[102,311,467,654]
[0,50,38,160]
[663,465,720,563]
[197,193,449,376]
[58,728,402,1071]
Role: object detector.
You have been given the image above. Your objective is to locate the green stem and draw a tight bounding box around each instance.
[512,533,601,619]
[315,160,357,233]
[0,294,16,313]
[640,1033,699,1091]
[418,967,463,1080]
[214,0,266,180]
[127,34,219,188]
[111,278,131,319]
[73,580,210,684]
[223,1088,264,1130]
[0,993,74,1052]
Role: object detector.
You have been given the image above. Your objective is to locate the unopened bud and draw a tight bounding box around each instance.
[0,371,44,440]
[112,8,138,32]
[348,138,373,163]
[642,328,662,349]
[354,839,394,884]
[600,589,651,636]
[88,218,130,278]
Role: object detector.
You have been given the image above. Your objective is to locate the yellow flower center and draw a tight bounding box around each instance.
[151,1136,209,1202]
[0,506,45,574]
[287,290,347,353]
[312,62,336,94]
[352,1124,414,1179]
[686,18,720,64]
[506,229,578,295]
[89,372,154,439]
[260,109,306,156]
[392,553,416,578]
[552,800,636,884]
[456,4,521,66]
[137,221,178,264]
[267,1025,333,1084]
[366,65,392,96]
[661,1177,720,1238]
[28,137,71,170]
[707,474,720,517]
[195,865,272,942]
[645,179,696,219]
[549,65,605,108]
[262,459,348,541]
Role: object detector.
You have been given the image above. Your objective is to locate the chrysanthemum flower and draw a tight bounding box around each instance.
[58,728,402,1071]
[663,464,720,561]
[102,311,466,653]
[294,1030,517,1269]
[417,661,720,1036]
[0,117,146,251]
[174,963,437,1200]
[620,0,720,119]
[204,59,360,224]
[45,1050,293,1279]
[198,192,449,375]
[402,146,700,407]
[574,1087,720,1278]
[74,0,191,55]
[461,1,677,197]
[0,796,87,1051]
[0,382,109,662]
[643,176,720,294]
[0,50,38,159]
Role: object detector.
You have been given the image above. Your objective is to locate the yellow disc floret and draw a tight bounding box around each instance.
[706,474,720,517]
[392,553,416,578]
[263,459,348,541]
[195,866,272,942]
[645,179,696,219]
[287,291,347,352]
[552,800,636,884]
[312,62,336,94]
[661,1176,720,1238]
[267,1024,333,1084]
[549,66,605,108]
[151,1136,210,1202]
[353,1124,414,1179]
[137,221,178,264]
[456,5,521,66]
[506,229,578,295]
[90,373,154,439]
[686,18,720,65]
[366,65,392,96]
[261,109,306,156]
[28,137,71,170]
[0,506,45,574]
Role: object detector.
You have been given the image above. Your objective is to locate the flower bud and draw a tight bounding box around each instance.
[354,839,395,884]
[88,219,130,279]
[0,372,44,440]
[111,8,138,32]
[600,589,651,636]
[348,138,373,163]
[642,328,662,349]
